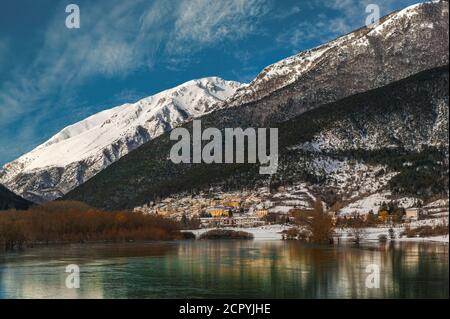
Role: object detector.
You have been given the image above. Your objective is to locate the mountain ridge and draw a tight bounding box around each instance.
[2,0,449,204]
[0,77,242,203]
[63,65,449,210]
[225,0,448,125]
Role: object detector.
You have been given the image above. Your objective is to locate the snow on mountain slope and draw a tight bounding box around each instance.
[226,0,449,117]
[337,192,419,216]
[2,1,448,205]
[0,77,242,202]
[294,96,449,153]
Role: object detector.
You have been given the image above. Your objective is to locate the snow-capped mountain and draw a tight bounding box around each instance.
[60,1,448,211]
[2,1,448,205]
[0,77,242,202]
[226,1,448,124]
[63,66,449,211]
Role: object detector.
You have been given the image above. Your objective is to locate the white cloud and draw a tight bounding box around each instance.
[273,5,301,19]
[0,0,272,163]
[0,1,150,126]
[168,0,271,54]
[276,0,415,51]
[0,0,271,126]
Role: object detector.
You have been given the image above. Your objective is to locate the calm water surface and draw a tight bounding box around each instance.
[0,241,448,299]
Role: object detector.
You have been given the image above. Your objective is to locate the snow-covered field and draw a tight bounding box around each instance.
[337,191,424,216]
[398,235,449,243]
[335,225,449,243]
[187,222,449,243]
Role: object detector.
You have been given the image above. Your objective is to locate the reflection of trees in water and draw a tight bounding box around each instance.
[389,242,449,298]
[286,243,389,298]
[285,243,340,298]
[1,241,447,298]
[162,241,449,298]
[171,241,294,298]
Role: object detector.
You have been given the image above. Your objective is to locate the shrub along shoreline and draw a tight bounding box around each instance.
[0,201,188,251]
[199,229,254,240]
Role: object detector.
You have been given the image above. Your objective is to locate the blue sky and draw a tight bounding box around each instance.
[0,0,419,166]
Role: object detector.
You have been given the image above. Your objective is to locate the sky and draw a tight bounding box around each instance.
[0,0,419,166]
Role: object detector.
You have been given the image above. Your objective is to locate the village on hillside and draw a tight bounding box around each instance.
[133,183,449,241]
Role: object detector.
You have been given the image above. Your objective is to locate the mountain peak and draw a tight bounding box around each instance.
[1,0,448,204]
[0,77,242,202]
[227,0,448,110]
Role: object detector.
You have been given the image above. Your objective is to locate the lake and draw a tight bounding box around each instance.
[0,241,448,299]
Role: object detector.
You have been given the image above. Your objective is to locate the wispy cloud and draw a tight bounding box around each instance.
[0,1,147,127]
[0,0,272,164]
[272,5,301,19]
[276,0,415,51]
[1,0,272,122]
[0,0,415,165]
[112,89,147,105]
[172,0,270,45]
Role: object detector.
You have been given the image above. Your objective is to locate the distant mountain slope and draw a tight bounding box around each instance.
[0,185,32,211]
[0,77,241,203]
[4,0,449,205]
[225,0,448,125]
[63,66,449,210]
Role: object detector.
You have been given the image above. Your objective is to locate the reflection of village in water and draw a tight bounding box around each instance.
[0,241,447,298]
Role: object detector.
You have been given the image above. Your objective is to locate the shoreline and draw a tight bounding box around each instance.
[186,225,450,244]
[2,225,448,253]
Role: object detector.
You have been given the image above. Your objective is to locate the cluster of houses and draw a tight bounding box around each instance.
[133,184,445,228]
[328,207,423,224]
[378,208,422,222]
[133,184,320,228]
[134,189,263,226]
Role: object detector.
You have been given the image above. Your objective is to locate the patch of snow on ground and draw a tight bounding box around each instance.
[338,192,391,215]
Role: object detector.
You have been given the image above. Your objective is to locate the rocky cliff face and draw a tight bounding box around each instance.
[0,77,242,202]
